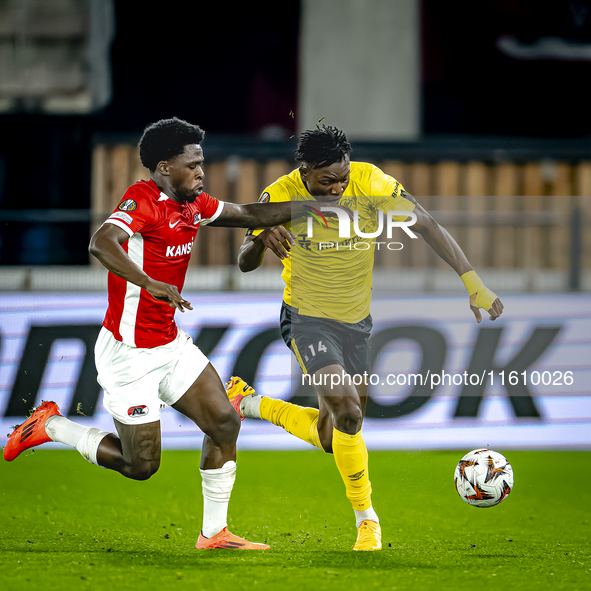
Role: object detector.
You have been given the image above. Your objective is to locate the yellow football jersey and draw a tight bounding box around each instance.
[248,162,416,323]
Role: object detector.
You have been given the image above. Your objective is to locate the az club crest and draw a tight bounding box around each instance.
[127,405,149,417]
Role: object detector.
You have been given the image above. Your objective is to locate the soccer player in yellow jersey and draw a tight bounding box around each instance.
[225,126,504,551]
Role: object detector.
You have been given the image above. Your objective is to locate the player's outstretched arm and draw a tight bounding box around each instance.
[412,203,504,322]
[222,201,351,272]
[89,224,193,312]
[208,202,352,229]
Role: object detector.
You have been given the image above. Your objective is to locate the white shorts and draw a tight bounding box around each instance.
[95,326,210,425]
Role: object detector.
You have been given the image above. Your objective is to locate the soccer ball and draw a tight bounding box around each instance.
[454,449,514,508]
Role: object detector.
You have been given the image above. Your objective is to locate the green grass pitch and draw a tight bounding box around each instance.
[1,449,590,591]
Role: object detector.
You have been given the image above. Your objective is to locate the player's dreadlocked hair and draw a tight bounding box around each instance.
[294,125,352,169]
[139,117,205,172]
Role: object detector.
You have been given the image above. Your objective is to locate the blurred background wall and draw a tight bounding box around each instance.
[299,0,420,139]
[0,0,590,281]
[1,0,591,450]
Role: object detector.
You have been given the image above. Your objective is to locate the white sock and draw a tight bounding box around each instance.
[239,394,262,419]
[200,460,237,538]
[354,505,379,528]
[45,415,109,466]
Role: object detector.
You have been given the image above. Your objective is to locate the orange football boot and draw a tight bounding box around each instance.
[195,527,270,550]
[3,401,62,461]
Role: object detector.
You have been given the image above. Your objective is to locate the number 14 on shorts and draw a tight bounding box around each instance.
[304,341,328,362]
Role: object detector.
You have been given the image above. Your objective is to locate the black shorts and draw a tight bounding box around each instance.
[280,302,372,376]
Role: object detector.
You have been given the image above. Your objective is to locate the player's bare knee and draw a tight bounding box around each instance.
[127,465,158,481]
[320,438,334,454]
[222,406,241,436]
[124,458,160,481]
[205,407,240,447]
[335,414,362,435]
[333,403,362,435]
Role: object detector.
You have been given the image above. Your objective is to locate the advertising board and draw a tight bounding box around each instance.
[1,293,589,450]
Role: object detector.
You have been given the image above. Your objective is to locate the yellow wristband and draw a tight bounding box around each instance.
[475,288,497,311]
[460,270,485,296]
[462,270,498,310]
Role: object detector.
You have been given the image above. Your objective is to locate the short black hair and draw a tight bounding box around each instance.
[139,117,205,171]
[294,125,351,169]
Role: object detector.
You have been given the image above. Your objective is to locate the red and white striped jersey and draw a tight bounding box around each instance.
[102,178,224,348]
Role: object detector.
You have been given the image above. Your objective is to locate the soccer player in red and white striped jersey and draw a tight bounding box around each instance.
[3,117,336,551]
[100,175,222,348]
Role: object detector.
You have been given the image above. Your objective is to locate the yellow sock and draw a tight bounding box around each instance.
[332,427,372,511]
[259,397,323,450]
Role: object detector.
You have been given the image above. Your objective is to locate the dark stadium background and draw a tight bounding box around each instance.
[1,5,590,588]
[1,0,590,266]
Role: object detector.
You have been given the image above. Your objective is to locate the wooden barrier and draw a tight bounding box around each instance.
[465,162,487,270]
[91,144,591,272]
[523,163,543,276]
[578,163,591,277]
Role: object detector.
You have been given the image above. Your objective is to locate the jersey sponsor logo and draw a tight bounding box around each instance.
[166,240,194,257]
[127,405,149,417]
[258,192,270,203]
[169,219,180,228]
[109,211,133,225]
[194,213,201,225]
[118,199,137,212]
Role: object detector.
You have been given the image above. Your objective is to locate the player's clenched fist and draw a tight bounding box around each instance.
[146,279,193,312]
